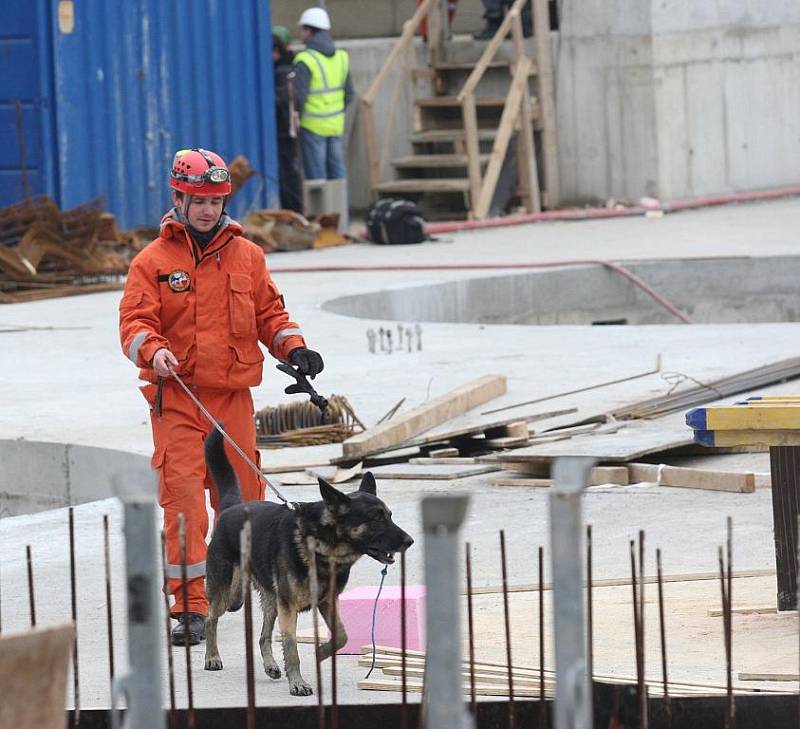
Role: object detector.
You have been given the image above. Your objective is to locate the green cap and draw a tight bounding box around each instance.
[272,25,293,46]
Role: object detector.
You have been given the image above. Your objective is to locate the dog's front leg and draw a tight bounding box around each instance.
[277,602,313,696]
[318,596,348,661]
[258,589,281,679]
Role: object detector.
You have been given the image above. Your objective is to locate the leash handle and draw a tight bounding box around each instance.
[166,365,294,509]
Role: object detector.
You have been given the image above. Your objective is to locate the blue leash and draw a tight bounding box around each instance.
[364,564,390,679]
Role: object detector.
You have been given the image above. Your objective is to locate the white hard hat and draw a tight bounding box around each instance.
[299,7,331,30]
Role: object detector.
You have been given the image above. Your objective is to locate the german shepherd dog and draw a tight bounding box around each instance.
[203,428,414,695]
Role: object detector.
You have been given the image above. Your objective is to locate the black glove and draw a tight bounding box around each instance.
[289,347,324,379]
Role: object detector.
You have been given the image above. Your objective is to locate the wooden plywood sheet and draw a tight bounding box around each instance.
[370,463,500,480]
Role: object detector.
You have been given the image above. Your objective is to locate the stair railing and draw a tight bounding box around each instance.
[360,0,439,194]
[456,0,543,218]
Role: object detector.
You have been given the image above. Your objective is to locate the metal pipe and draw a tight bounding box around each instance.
[110,480,166,729]
[306,537,325,729]
[160,532,177,729]
[500,530,516,729]
[103,514,115,683]
[629,540,643,729]
[638,530,647,729]
[26,544,36,627]
[178,514,196,729]
[69,507,81,729]
[329,558,339,729]
[549,457,594,729]
[465,543,477,716]
[656,548,671,729]
[402,548,410,729]
[421,495,474,729]
[241,510,256,729]
[586,525,594,703]
[725,518,736,729]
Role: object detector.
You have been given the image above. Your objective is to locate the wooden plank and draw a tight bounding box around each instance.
[483,435,530,448]
[409,457,477,465]
[628,462,661,483]
[738,673,800,682]
[694,429,800,448]
[342,375,506,459]
[409,128,497,143]
[461,94,482,213]
[0,624,75,729]
[590,466,629,485]
[391,154,489,169]
[531,0,559,206]
[659,465,755,493]
[493,477,552,487]
[375,178,471,194]
[417,96,509,108]
[473,58,531,219]
[484,420,529,438]
[426,446,460,457]
[371,463,500,480]
[361,101,382,192]
[687,405,800,431]
[708,605,779,618]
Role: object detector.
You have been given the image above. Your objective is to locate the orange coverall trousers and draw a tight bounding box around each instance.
[143,380,264,615]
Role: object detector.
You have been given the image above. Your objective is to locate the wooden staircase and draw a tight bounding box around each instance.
[360,0,559,220]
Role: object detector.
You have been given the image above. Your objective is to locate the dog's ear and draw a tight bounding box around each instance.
[319,478,350,513]
[359,471,377,496]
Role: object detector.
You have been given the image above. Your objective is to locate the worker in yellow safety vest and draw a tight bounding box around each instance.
[292,7,354,181]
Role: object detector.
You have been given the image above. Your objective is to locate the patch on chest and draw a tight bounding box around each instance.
[167,269,191,292]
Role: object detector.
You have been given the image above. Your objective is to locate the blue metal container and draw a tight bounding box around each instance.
[1,0,278,228]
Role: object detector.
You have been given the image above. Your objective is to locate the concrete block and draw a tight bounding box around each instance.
[338,584,426,655]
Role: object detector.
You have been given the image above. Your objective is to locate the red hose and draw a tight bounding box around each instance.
[270,259,692,324]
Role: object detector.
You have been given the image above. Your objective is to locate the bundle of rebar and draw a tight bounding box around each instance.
[255,395,362,448]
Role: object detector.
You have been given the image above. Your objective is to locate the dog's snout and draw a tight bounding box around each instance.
[401,534,414,551]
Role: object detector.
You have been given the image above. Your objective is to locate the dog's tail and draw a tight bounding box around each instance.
[204,427,242,511]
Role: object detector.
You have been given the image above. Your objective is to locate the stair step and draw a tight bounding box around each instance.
[434,60,511,71]
[409,129,497,144]
[376,178,471,194]
[391,154,489,169]
[415,96,507,108]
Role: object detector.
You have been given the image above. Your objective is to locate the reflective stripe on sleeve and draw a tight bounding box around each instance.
[165,561,206,580]
[128,331,149,364]
[272,327,304,347]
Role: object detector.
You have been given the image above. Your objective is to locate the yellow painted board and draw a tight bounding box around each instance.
[695,429,800,448]
[692,406,800,431]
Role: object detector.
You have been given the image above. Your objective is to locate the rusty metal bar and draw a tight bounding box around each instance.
[401,548,410,729]
[639,530,647,729]
[630,540,643,729]
[465,542,477,716]
[241,509,256,729]
[768,446,799,610]
[178,513,196,729]
[329,557,339,729]
[69,507,81,729]
[538,545,546,729]
[500,530,516,729]
[161,532,177,729]
[586,525,594,696]
[103,515,115,683]
[26,544,36,627]
[306,538,324,729]
[656,548,671,729]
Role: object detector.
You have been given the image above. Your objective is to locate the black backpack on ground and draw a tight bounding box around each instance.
[366,198,427,245]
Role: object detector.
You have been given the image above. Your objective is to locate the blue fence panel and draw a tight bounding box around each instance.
[50,0,278,228]
[0,0,57,208]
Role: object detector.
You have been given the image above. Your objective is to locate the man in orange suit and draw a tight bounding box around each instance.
[119,148,323,645]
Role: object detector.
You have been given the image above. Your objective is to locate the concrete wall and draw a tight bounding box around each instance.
[557,0,800,203]
[0,440,151,517]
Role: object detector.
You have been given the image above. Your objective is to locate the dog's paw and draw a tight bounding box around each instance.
[204,656,224,671]
[289,679,313,696]
[264,663,282,680]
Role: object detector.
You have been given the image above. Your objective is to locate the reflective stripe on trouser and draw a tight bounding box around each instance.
[141,380,264,616]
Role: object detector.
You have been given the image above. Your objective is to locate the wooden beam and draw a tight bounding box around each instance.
[531,0,560,206]
[360,100,382,193]
[687,404,800,431]
[473,58,531,219]
[461,94,482,215]
[694,429,800,448]
[342,374,507,459]
[659,465,755,493]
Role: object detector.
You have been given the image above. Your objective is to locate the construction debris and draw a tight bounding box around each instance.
[244,209,349,253]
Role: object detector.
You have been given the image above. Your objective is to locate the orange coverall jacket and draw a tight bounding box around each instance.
[119,211,305,383]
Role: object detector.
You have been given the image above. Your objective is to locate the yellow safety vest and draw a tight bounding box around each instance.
[294,48,349,137]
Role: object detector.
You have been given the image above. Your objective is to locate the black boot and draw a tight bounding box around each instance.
[171,612,206,646]
[473,22,501,40]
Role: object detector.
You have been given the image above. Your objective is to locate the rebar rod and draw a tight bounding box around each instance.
[401,548,410,729]
[586,525,594,697]
[307,538,324,729]
[103,515,115,683]
[638,530,647,729]
[69,507,81,729]
[629,540,643,729]
[178,514,196,729]
[725,518,736,729]
[500,530,516,729]
[465,543,477,716]
[538,545,546,729]
[26,544,36,627]
[161,532,177,729]
[241,509,256,729]
[329,558,339,729]
[656,548,671,729]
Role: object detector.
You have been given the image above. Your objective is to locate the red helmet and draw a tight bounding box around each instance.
[169,148,232,195]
